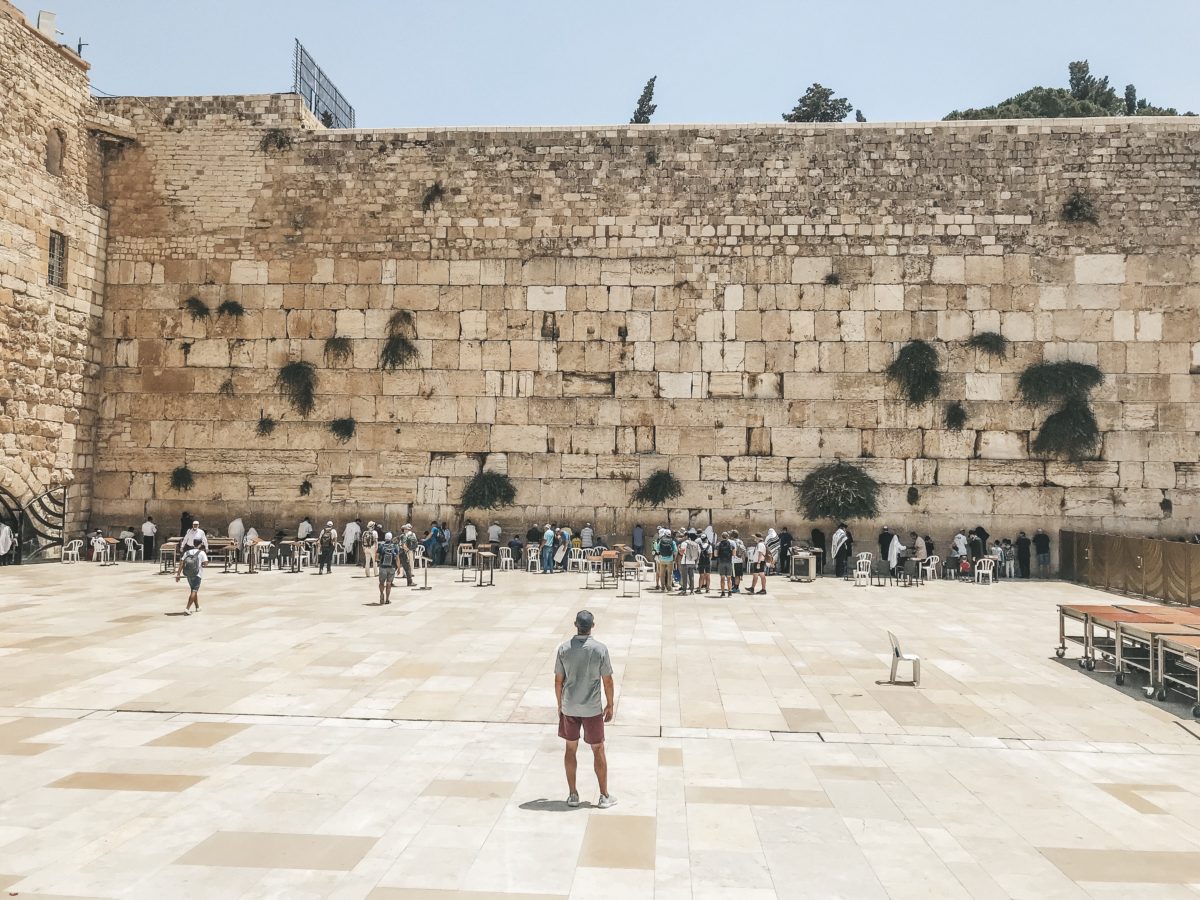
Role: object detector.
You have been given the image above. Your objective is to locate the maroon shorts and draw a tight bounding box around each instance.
[558,711,605,745]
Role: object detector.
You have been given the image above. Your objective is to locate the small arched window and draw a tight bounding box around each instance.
[45,128,65,176]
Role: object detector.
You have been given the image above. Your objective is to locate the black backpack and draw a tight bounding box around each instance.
[319,529,334,550]
[378,542,397,568]
[659,537,675,557]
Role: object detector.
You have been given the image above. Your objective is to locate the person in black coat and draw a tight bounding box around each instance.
[810,527,826,560]
[778,528,794,575]
[877,526,892,561]
[1016,531,1032,578]
[179,510,191,542]
[975,524,990,556]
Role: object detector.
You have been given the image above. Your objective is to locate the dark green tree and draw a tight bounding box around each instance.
[630,76,657,124]
[783,84,853,122]
[1067,60,1119,109]
[854,109,866,123]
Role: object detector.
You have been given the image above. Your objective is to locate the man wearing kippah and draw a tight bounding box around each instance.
[555,610,617,809]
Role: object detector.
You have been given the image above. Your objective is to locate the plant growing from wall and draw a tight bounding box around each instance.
[329,417,356,444]
[218,377,234,397]
[299,478,312,496]
[183,297,210,321]
[256,413,276,436]
[632,469,682,508]
[886,339,942,404]
[421,181,445,212]
[276,360,317,418]
[460,470,517,510]
[794,461,879,520]
[823,272,841,286]
[170,465,194,492]
[944,400,968,431]
[906,486,920,506]
[259,128,292,152]
[323,336,352,365]
[1062,189,1098,224]
[216,299,245,318]
[966,331,1009,358]
[381,310,418,369]
[1019,360,1104,460]
[179,342,193,364]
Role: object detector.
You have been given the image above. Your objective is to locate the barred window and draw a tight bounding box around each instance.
[48,230,67,288]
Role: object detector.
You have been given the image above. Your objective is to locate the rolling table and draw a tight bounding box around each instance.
[1113,620,1200,688]
[1155,634,1200,715]
[1056,604,1167,671]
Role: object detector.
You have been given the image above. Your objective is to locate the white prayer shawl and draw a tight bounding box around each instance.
[227,518,245,543]
[953,532,968,556]
[831,527,848,558]
[0,523,12,556]
[342,520,361,551]
[887,534,906,570]
[702,525,716,546]
[244,527,259,547]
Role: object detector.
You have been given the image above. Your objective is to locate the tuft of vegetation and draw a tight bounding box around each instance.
[380,310,418,370]
[783,83,854,122]
[216,299,245,318]
[170,465,194,492]
[1031,401,1101,460]
[1062,190,1099,225]
[1018,361,1103,406]
[886,339,942,404]
[329,417,356,444]
[794,461,879,521]
[645,149,658,165]
[906,486,920,506]
[823,272,841,286]
[421,181,445,212]
[461,469,517,510]
[1161,496,1173,516]
[259,129,292,152]
[632,469,683,508]
[323,336,353,365]
[183,297,210,321]
[630,75,658,124]
[319,110,334,128]
[966,331,1009,358]
[299,478,312,496]
[180,341,193,363]
[275,360,317,418]
[256,413,276,437]
[944,400,968,431]
[218,377,234,398]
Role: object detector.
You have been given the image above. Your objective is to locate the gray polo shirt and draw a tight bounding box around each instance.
[554,634,613,717]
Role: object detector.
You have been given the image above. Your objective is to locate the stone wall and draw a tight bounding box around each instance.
[0,1,109,536]
[90,93,1200,546]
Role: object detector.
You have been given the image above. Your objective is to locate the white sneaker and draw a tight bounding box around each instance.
[597,794,618,809]
[566,792,580,808]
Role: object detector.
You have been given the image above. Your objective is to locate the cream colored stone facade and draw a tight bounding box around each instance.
[3,2,1200,547]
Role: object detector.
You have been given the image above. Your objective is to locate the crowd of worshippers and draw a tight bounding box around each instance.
[830,523,1054,580]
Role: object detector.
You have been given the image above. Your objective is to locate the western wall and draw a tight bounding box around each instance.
[4,1,1200,552]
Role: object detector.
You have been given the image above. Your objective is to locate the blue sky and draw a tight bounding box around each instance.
[18,1,1200,127]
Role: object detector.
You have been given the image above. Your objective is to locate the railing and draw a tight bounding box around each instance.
[1060,530,1200,606]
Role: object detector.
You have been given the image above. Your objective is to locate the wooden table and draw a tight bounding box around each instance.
[475,550,495,587]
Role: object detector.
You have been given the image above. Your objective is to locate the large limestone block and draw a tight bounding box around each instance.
[968,460,1045,486]
[791,257,832,283]
[977,431,1026,459]
[1075,254,1126,285]
[931,256,965,284]
[527,286,566,311]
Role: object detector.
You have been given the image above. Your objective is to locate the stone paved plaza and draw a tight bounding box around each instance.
[1,563,1199,898]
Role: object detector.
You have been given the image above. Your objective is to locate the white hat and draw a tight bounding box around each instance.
[384,532,393,540]
[402,523,412,531]
[326,521,333,527]
[192,520,199,527]
[367,521,375,528]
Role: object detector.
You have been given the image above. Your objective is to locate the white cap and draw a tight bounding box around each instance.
[326,521,333,527]
[402,523,412,531]
[384,532,393,540]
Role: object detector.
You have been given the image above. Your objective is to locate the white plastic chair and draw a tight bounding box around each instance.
[499,546,514,570]
[412,545,429,570]
[457,543,475,568]
[526,545,540,572]
[62,539,82,563]
[635,554,655,578]
[567,547,586,573]
[853,558,871,587]
[974,557,995,585]
[332,543,347,566]
[856,551,873,563]
[887,632,921,686]
[919,555,940,581]
[124,537,142,562]
[297,542,313,569]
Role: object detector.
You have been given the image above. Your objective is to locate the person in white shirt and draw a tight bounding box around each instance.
[342,518,362,564]
[748,533,770,595]
[465,520,478,544]
[180,521,208,552]
[297,516,313,540]
[678,531,700,595]
[174,538,208,615]
[139,518,158,561]
[580,524,594,549]
[488,521,502,543]
[91,529,109,562]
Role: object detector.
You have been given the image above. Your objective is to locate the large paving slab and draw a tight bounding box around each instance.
[0,561,1198,898]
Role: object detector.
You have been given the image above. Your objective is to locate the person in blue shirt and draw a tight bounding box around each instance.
[542,523,555,574]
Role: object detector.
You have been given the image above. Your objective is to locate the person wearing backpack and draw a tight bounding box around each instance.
[316,521,338,574]
[377,532,399,603]
[715,532,734,597]
[174,538,207,615]
[655,529,676,592]
[730,530,747,594]
[398,523,418,586]
[360,521,378,577]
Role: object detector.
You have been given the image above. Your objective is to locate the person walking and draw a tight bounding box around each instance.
[655,529,676,592]
[555,610,616,809]
[361,521,378,576]
[697,528,712,593]
[141,516,158,562]
[678,530,699,595]
[398,523,418,587]
[316,521,337,574]
[716,531,734,596]
[749,533,769,594]
[1033,529,1052,577]
[377,532,399,604]
[180,520,208,552]
[174,538,207,615]
[1016,531,1032,579]
[832,523,851,577]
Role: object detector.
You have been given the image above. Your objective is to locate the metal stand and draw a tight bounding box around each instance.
[414,558,432,590]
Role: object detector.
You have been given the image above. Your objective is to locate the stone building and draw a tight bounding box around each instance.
[3,1,1200,554]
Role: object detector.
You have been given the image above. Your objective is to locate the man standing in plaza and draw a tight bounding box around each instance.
[398,523,417,586]
[555,610,616,809]
[377,531,399,604]
[141,515,157,562]
[1033,529,1052,577]
[180,519,208,552]
[1016,530,1032,579]
[316,520,337,574]
[678,529,699,595]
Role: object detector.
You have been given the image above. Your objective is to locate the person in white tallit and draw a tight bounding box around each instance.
[886,531,907,576]
[831,523,850,577]
[0,522,13,564]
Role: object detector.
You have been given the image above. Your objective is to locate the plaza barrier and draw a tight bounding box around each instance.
[1060,530,1200,606]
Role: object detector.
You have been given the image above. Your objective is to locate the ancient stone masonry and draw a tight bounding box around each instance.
[0,1,112,535]
[4,0,1200,545]
[86,94,1200,541]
